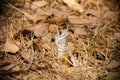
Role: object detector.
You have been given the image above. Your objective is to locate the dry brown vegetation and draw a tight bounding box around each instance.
[0,0,120,80]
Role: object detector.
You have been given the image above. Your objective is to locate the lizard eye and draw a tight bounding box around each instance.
[59,31,62,35]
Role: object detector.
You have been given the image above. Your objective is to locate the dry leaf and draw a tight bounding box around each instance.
[73,28,87,35]
[114,33,120,41]
[106,60,120,69]
[0,63,20,74]
[25,22,47,37]
[85,9,101,17]
[30,64,40,71]
[68,16,91,24]
[0,61,10,67]
[3,37,20,53]
[11,65,20,72]
[45,17,68,24]
[104,72,120,80]
[0,64,16,71]
[28,8,52,22]
[33,9,70,22]
[48,24,58,33]
[31,1,48,10]
[63,0,84,13]
[48,8,71,16]
[20,52,31,61]
[56,75,63,80]
[104,11,116,19]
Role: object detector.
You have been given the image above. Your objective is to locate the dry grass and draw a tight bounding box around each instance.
[0,0,120,80]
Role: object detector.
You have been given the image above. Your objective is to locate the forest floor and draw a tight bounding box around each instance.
[0,0,120,80]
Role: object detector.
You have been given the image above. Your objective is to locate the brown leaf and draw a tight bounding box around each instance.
[25,22,47,37]
[104,11,115,19]
[73,28,87,35]
[107,60,120,69]
[48,8,71,16]
[0,64,16,71]
[30,64,40,71]
[33,9,51,22]
[20,52,31,61]
[45,17,68,24]
[48,24,58,33]
[114,33,120,41]
[68,16,91,24]
[0,61,11,68]
[11,65,20,72]
[85,9,101,17]
[33,9,70,22]
[31,1,48,10]
[63,0,84,13]
[0,63,20,74]
[104,72,120,80]
[2,37,20,53]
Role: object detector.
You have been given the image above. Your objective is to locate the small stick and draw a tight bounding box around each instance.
[63,56,73,66]
[7,3,35,21]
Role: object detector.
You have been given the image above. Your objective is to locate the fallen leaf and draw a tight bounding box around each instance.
[31,1,48,10]
[0,64,21,74]
[56,75,62,80]
[2,37,20,53]
[73,27,87,35]
[30,64,40,71]
[48,24,58,33]
[20,52,31,61]
[85,9,101,17]
[45,17,68,24]
[25,22,48,37]
[11,65,20,72]
[33,8,70,22]
[30,9,52,22]
[0,61,10,68]
[106,60,120,69]
[104,11,116,19]
[68,16,92,24]
[114,33,120,41]
[0,64,16,71]
[63,0,84,13]
[104,72,120,80]
[48,8,71,16]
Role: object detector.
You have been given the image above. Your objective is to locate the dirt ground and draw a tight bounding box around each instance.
[0,0,120,80]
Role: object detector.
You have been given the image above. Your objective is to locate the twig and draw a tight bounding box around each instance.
[25,54,34,70]
[24,35,34,70]
[63,56,74,66]
[6,3,35,21]
[92,10,106,40]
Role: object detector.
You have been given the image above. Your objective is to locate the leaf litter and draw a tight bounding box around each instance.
[0,0,120,80]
